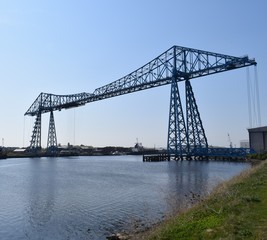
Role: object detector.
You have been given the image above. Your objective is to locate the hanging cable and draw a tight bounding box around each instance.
[246,68,252,128]
[73,109,76,146]
[22,116,25,147]
[251,67,257,127]
[254,66,261,126]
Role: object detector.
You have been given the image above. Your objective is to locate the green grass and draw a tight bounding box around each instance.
[141,160,267,240]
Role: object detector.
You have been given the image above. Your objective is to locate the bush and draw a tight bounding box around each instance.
[247,152,267,160]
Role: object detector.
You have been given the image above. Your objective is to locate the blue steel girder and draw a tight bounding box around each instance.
[167,79,188,156]
[25,46,256,116]
[186,80,208,152]
[47,111,57,149]
[191,147,255,158]
[92,46,256,101]
[30,112,42,149]
[25,92,93,116]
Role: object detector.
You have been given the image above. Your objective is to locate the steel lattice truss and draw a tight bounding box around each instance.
[25,46,256,116]
[30,113,41,149]
[47,111,57,148]
[167,79,188,156]
[25,92,93,116]
[185,80,208,150]
[25,45,256,156]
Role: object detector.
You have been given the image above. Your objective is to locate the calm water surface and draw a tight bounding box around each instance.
[0,156,250,239]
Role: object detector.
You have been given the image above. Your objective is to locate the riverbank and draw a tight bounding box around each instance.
[133,160,267,239]
[1,146,163,159]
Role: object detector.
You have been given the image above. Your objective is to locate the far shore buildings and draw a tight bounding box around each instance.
[240,140,249,148]
[248,126,267,153]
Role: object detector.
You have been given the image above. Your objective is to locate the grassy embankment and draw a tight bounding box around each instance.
[141,160,267,240]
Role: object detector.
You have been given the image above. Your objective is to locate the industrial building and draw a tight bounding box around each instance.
[248,126,267,153]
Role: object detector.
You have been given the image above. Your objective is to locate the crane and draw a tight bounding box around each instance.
[228,133,233,148]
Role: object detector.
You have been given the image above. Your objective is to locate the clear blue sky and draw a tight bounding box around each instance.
[0,0,266,148]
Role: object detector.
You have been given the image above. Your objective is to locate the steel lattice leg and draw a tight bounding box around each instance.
[167,79,188,158]
[47,111,57,150]
[30,112,42,149]
[185,80,208,155]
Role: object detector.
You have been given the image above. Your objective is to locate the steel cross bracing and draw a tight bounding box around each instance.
[24,45,256,156]
[30,112,42,149]
[25,46,256,116]
[167,79,188,157]
[25,92,93,116]
[47,111,57,149]
[185,80,208,152]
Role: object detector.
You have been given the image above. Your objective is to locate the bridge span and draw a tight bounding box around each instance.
[25,45,256,158]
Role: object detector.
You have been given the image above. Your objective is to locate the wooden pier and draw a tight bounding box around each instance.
[143,154,170,162]
[143,153,247,162]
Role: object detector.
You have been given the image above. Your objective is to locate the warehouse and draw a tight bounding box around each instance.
[248,126,267,153]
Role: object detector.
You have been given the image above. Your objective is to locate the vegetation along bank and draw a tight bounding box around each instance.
[135,159,267,240]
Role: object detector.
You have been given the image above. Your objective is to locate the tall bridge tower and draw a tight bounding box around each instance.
[25,46,256,157]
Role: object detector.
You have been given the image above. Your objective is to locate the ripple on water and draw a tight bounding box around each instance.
[0,156,250,240]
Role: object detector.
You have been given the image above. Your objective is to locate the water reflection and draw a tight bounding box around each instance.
[26,158,57,238]
[161,161,208,215]
[0,156,249,240]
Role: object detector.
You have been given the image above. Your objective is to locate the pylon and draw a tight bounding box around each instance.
[47,111,57,149]
[30,112,42,149]
[185,80,208,154]
[167,79,188,157]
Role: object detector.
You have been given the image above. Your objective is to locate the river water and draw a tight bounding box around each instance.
[0,156,249,239]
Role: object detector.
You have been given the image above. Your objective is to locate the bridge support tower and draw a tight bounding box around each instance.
[30,112,42,150]
[29,110,58,153]
[167,79,208,158]
[185,80,208,155]
[47,111,58,153]
[167,78,188,159]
